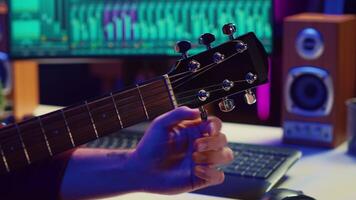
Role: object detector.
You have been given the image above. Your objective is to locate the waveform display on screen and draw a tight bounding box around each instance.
[10,0,273,58]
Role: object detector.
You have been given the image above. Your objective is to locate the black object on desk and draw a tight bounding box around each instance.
[86,124,302,200]
[261,188,316,200]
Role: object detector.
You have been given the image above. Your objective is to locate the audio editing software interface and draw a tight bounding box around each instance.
[10,0,272,58]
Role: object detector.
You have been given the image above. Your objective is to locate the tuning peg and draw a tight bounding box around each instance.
[222,23,237,40]
[213,52,225,63]
[219,97,236,112]
[236,40,248,53]
[244,89,256,105]
[188,60,201,72]
[175,40,191,58]
[245,72,257,84]
[197,89,210,102]
[199,33,215,49]
[222,79,234,91]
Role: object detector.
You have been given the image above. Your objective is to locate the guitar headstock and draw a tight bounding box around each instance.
[168,23,269,112]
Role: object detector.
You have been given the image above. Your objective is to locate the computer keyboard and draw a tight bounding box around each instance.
[224,143,297,179]
[194,143,301,200]
[86,124,302,200]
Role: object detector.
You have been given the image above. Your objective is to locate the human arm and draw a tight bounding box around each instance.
[0,149,75,199]
[61,107,234,199]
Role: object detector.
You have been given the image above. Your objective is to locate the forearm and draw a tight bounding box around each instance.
[60,148,141,200]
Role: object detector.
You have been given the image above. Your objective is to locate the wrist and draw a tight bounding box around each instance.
[107,149,144,193]
[125,150,154,193]
[61,148,142,199]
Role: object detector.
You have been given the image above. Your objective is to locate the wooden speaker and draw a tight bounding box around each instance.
[282,13,356,148]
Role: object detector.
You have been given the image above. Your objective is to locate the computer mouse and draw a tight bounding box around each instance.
[261,188,316,200]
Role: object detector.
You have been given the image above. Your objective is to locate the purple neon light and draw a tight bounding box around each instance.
[257,57,271,121]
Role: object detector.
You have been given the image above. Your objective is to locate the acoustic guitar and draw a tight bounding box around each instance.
[0,23,269,175]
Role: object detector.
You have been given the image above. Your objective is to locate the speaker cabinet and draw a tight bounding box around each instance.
[282,13,356,148]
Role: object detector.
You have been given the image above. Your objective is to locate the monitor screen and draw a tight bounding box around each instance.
[9,0,273,58]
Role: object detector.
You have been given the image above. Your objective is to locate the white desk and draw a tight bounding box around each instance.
[100,123,356,200]
[34,106,356,200]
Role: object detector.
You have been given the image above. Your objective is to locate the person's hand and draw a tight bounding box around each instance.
[127,106,234,194]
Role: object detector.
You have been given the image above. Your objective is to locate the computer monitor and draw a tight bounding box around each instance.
[9,0,273,58]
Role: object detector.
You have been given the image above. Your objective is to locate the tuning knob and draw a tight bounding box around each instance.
[199,33,215,49]
[175,40,191,58]
[213,52,225,63]
[219,98,235,112]
[244,89,256,105]
[245,72,257,84]
[197,89,210,102]
[188,60,201,72]
[222,23,237,40]
[222,79,234,91]
[236,40,248,53]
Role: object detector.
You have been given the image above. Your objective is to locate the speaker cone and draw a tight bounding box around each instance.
[290,74,327,110]
[285,66,333,117]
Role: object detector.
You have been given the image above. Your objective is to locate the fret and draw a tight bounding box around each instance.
[140,78,175,119]
[61,110,75,147]
[18,118,52,162]
[0,77,176,175]
[0,125,28,171]
[87,96,123,136]
[64,104,98,145]
[136,84,150,120]
[85,101,99,139]
[38,117,53,156]
[163,74,178,108]
[0,145,10,173]
[40,111,74,155]
[15,125,31,164]
[113,87,147,127]
[110,92,124,129]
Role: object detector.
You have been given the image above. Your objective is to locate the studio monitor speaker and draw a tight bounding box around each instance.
[282,13,356,148]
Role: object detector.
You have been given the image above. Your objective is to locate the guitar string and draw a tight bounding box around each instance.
[175,80,247,98]
[0,82,169,146]
[0,87,175,148]
[170,51,241,87]
[170,50,243,84]
[0,97,174,157]
[0,75,251,155]
[0,52,248,163]
[0,77,248,149]
[0,76,249,154]
[177,87,237,106]
[170,63,215,86]
[169,62,216,83]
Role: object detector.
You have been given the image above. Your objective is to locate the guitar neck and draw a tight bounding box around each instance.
[0,75,177,174]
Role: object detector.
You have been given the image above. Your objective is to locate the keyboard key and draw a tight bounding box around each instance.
[255,169,272,178]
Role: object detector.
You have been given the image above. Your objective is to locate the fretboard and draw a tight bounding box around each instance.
[0,75,177,174]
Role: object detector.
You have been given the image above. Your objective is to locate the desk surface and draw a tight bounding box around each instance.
[97,123,356,200]
[34,106,356,200]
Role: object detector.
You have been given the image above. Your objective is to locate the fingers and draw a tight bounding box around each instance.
[153,107,200,129]
[207,117,222,136]
[193,147,234,165]
[194,165,225,186]
[178,116,222,138]
[194,134,227,152]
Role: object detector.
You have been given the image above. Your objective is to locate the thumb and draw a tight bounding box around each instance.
[153,107,200,130]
